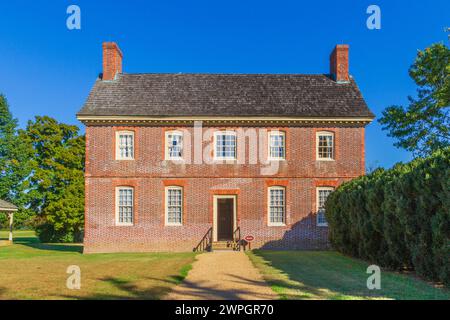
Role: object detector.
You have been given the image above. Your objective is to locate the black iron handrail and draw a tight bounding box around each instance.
[233,226,241,251]
[193,227,213,252]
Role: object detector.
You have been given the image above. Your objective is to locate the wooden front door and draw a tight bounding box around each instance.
[217,198,234,241]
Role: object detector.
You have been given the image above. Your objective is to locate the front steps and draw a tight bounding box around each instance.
[211,241,240,251]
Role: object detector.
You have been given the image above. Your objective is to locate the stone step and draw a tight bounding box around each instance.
[212,241,239,251]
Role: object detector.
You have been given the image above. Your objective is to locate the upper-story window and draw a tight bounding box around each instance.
[268,131,286,160]
[165,186,183,226]
[116,131,134,160]
[268,186,286,226]
[214,131,237,160]
[116,186,134,226]
[316,131,334,160]
[165,131,183,160]
[317,187,334,227]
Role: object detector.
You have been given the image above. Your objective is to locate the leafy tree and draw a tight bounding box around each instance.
[0,94,33,228]
[20,116,85,242]
[379,43,449,156]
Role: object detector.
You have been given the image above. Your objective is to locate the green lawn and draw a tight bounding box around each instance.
[0,231,196,300]
[247,250,450,300]
[3,232,448,300]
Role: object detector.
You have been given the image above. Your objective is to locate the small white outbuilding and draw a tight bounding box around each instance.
[0,199,18,242]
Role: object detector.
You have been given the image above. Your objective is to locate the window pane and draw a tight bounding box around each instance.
[118,188,133,224]
[216,133,236,158]
[118,133,134,159]
[318,189,333,210]
[270,133,285,159]
[168,133,183,158]
[167,188,182,224]
[317,212,327,225]
[269,188,285,224]
[317,189,333,225]
[318,134,333,159]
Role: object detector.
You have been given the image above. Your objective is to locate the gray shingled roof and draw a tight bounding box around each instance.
[0,199,18,211]
[78,73,374,118]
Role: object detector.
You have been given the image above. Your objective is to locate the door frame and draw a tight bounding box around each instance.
[213,195,237,242]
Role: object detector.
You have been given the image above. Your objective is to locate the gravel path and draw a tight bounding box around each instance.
[164,251,278,300]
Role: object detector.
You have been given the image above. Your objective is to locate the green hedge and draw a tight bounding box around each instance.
[326,148,450,287]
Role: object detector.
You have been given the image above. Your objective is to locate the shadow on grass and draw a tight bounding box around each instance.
[58,262,195,300]
[63,269,276,300]
[251,250,385,299]
[227,273,321,299]
[251,250,450,300]
[12,235,83,254]
[59,276,180,300]
[25,243,83,253]
[88,277,170,300]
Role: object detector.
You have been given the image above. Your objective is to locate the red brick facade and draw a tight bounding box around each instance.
[83,125,365,253]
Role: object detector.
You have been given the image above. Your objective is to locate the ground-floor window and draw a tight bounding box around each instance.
[317,187,334,227]
[165,186,183,226]
[112,184,337,228]
[268,186,286,226]
[116,187,134,226]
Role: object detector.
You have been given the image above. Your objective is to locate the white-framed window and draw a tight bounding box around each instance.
[268,131,286,160]
[165,130,183,160]
[116,131,134,160]
[116,187,134,226]
[316,131,334,160]
[214,131,237,160]
[317,187,334,227]
[268,186,286,226]
[165,186,183,226]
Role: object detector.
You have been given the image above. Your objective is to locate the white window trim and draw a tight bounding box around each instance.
[316,187,334,227]
[213,131,237,161]
[268,131,286,161]
[165,130,184,161]
[165,186,183,226]
[116,130,135,160]
[115,186,134,226]
[316,131,335,161]
[268,186,286,227]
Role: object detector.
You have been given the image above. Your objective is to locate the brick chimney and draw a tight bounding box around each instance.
[330,44,349,83]
[102,42,123,81]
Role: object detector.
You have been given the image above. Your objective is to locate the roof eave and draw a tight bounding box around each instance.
[76,115,375,126]
[0,207,18,212]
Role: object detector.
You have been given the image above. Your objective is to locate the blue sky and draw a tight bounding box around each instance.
[0,0,448,168]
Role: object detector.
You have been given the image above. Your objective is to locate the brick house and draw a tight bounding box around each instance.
[77,42,374,253]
